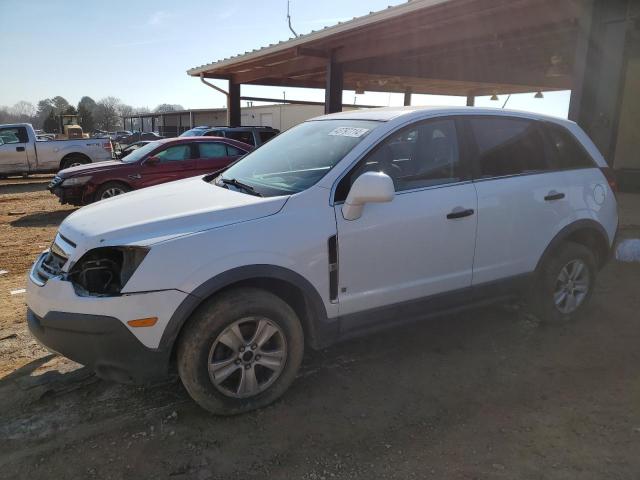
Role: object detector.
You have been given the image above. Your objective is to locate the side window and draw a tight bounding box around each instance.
[155,145,191,162]
[226,130,255,146]
[226,144,245,156]
[0,127,27,144]
[544,123,594,170]
[198,142,227,158]
[335,119,463,200]
[205,130,224,137]
[469,117,551,178]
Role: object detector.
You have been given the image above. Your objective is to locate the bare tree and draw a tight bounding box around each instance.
[94,96,123,131]
[10,101,36,119]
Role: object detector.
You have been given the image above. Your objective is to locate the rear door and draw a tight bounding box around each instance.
[195,141,246,174]
[137,143,199,187]
[466,116,569,285]
[0,126,29,175]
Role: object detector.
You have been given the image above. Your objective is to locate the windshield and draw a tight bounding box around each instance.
[218,119,379,196]
[180,128,207,137]
[121,140,161,163]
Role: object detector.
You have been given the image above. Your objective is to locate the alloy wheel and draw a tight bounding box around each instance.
[101,187,126,199]
[553,259,590,314]
[207,317,287,398]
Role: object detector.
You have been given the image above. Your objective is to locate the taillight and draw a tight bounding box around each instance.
[600,167,617,194]
[102,141,112,151]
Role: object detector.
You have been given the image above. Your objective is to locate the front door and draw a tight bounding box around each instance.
[0,126,29,175]
[334,118,478,330]
[138,143,200,188]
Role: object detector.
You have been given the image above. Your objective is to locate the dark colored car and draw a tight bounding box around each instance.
[180,126,279,147]
[48,137,252,205]
[118,131,165,145]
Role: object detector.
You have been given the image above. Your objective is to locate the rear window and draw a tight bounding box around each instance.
[544,123,595,170]
[469,117,551,178]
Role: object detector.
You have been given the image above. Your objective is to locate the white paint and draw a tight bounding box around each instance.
[10,289,25,295]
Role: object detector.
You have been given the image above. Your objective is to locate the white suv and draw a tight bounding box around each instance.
[27,107,618,414]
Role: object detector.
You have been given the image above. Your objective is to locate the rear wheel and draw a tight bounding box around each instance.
[95,181,131,201]
[529,241,597,322]
[61,154,89,170]
[177,287,304,415]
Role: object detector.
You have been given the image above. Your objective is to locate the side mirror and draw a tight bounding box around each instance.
[342,171,394,221]
[145,155,160,166]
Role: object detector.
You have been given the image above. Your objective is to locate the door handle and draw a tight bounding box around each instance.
[446,208,475,220]
[16,146,25,152]
[544,191,565,201]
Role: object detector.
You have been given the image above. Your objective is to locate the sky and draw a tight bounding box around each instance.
[0,0,570,118]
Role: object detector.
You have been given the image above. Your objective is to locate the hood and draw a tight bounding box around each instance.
[58,176,288,252]
[59,160,126,177]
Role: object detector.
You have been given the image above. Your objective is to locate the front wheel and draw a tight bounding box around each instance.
[177,287,304,415]
[528,241,597,323]
[94,181,131,202]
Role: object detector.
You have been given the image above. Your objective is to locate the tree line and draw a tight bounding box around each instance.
[0,97,184,133]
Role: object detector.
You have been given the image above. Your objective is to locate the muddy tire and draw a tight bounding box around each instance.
[177,287,304,415]
[528,241,598,323]
[94,181,131,202]
[60,154,89,170]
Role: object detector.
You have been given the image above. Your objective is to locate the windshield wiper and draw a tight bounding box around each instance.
[219,177,262,197]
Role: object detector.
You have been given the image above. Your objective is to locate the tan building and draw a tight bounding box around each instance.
[124,103,358,137]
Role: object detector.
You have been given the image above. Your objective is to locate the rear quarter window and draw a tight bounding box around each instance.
[544,123,595,170]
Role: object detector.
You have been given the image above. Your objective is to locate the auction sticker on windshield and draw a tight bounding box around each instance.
[328,127,370,138]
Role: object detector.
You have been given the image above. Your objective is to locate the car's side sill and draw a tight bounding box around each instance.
[334,273,532,343]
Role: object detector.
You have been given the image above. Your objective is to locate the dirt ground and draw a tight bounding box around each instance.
[1,177,639,479]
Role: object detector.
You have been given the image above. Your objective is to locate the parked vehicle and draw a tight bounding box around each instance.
[116,140,151,159]
[180,125,279,147]
[27,107,618,415]
[0,123,113,177]
[48,136,252,205]
[118,131,165,145]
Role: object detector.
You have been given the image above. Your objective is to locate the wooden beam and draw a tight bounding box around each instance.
[232,56,326,84]
[295,46,329,58]
[332,1,579,64]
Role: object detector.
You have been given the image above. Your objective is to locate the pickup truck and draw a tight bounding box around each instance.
[0,123,113,177]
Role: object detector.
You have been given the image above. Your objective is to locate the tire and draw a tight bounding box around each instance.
[177,287,304,415]
[528,241,598,323]
[61,154,89,170]
[94,181,131,202]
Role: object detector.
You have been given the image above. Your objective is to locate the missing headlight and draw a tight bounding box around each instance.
[69,246,149,296]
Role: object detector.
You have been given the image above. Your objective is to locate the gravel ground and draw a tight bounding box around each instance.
[1,178,639,479]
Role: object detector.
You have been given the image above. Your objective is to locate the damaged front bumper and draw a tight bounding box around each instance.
[26,253,189,383]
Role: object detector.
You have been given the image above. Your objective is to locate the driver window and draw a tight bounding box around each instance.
[155,145,191,162]
[336,119,462,199]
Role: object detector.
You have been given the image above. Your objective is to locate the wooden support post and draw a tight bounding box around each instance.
[466,93,475,107]
[325,57,343,114]
[403,89,412,106]
[570,0,630,163]
[228,82,241,127]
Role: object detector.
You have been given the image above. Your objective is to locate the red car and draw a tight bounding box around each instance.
[48,137,252,205]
